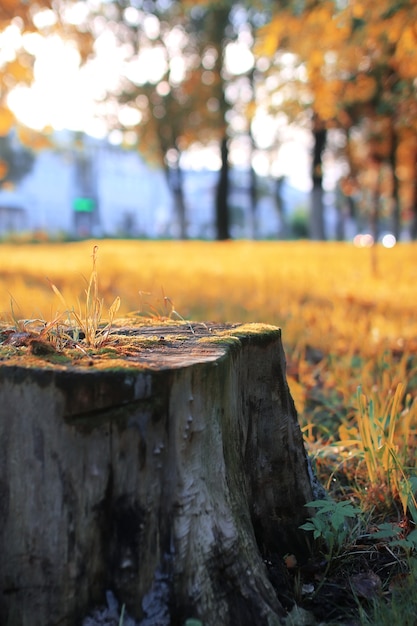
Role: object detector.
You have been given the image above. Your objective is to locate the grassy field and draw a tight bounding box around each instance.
[1,239,416,345]
[1,239,417,623]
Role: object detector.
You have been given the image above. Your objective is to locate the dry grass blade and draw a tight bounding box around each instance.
[337,383,417,516]
[47,245,120,349]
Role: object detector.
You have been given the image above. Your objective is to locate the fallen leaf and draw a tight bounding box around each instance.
[284,553,298,569]
[350,571,381,599]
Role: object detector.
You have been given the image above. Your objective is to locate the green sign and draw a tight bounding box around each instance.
[73,197,95,213]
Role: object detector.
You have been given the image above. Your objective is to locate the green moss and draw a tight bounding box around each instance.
[87,359,149,373]
[197,323,280,348]
[95,346,120,357]
[227,322,280,335]
[197,335,241,347]
[42,352,72,365]
[0,346,18,360]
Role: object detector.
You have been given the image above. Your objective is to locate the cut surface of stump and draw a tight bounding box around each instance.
[0,319,320,626]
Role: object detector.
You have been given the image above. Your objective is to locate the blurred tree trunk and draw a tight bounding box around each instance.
[249,161,258,239]
[248,69,258,240]
[411,199,417,240]
[0,135,34,187]
[275,176,288,238]
[215,136,231,240]
[166,161,187,239]
[309,117,327,240]
[411,155,417,240]
[369,158,381,245]
[389,130,401,241]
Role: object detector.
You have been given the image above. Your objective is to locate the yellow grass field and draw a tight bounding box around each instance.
[1,239,416,357]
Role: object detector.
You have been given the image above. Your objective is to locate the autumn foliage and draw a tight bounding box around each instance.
[255,0,417,234]
[0,0,92,143]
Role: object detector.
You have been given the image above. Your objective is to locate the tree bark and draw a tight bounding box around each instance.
[0,321,320,626]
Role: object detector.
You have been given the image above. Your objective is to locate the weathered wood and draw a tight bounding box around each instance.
[0,321,319,626]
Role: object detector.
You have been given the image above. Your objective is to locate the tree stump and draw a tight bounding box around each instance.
[0,320,321,626]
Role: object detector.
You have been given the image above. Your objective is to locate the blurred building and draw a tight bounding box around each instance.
[0,132,310,240]
[0,133,174,239]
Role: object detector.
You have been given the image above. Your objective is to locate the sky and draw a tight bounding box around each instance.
[7,35,114,137]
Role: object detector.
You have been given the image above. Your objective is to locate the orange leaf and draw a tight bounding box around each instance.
[0,107,14,136]
[0,159,8,179]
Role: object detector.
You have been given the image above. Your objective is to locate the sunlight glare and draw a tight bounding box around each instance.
[381,234,396,248]
[125,47,167,85]
[0,23,22,65]
[32,9,57,29]
[7,32,127,134]
[225,41,254,75]
[7,36,95,131]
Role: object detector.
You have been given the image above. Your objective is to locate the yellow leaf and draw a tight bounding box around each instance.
[0,107,14,136]
[338,423,359,443]
[352,2,365,19]
[0,159,8,180]
[6,59,33,84]
[16,125,52,150]
[287,376,306,414]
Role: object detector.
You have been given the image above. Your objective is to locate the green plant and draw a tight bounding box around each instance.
[300,498,362,558]
[372,523,417,552]
[289,207,309,238]
[118,604,125,626]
